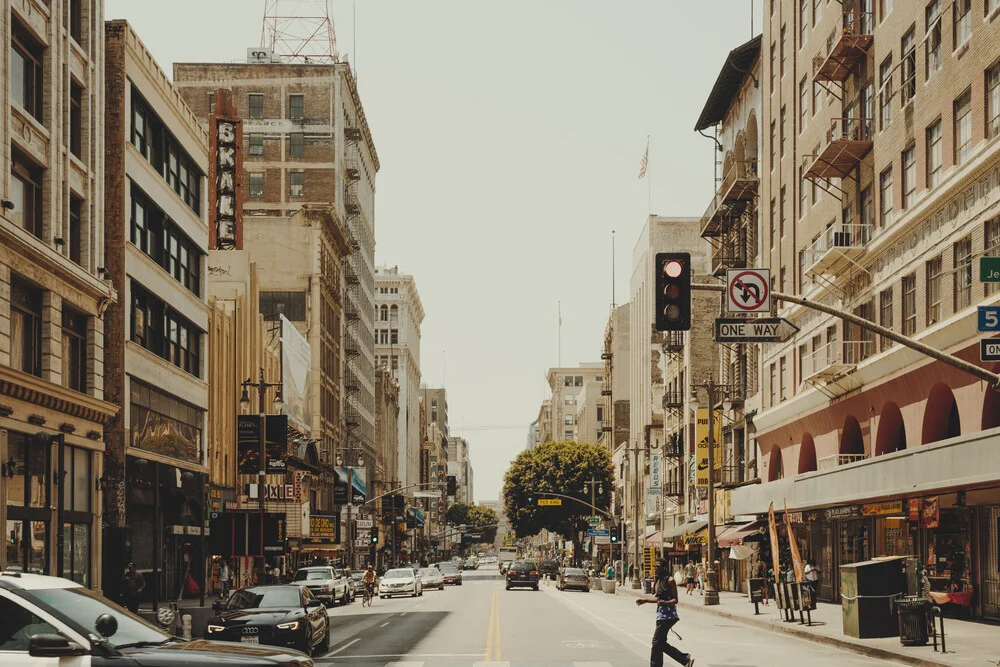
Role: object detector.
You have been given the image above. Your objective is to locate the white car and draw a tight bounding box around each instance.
[292,566,351,605]
[418,567,445,590]
[379,567,423,598]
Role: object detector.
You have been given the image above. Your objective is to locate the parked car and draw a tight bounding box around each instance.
[0,572,313,666]
[418,567,445,590]
[379,567,423,598]
[291,565,350,605]
[505,560,540,591]
[556,567,590,592]
[436,562,463,585]
[207,585,329,655]
[349,572,367,599]
[537,559,560,580]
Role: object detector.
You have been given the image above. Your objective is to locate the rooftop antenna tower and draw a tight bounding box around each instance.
[261,0,338,63]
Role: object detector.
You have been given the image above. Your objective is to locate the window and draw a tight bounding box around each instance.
[11,149,43,238]
[208,92,215,114]
[770,42,776,93]
[390,329,399,345]
[813,0,821,24]
[770,121,776,168]
[798,345,808,386]
[596,406,604,422]
[860,186,873,230]
[0,597,58,650]
[769,198,776,248]
[780,266,787,292]
[564,415,574,426]
[988,61,1000,140]
[880,288,894,349]
[10,277,43,378]
[901,29,916,106]
[290,132,305,158]
[780,106,787,156]
[249,172,264,197]
[575,376,583,386]
[799,166,808,219]
[779,357,787,401]
[249,93,264,118]
[70,81,83,159]
[860,81,874,128]
[881,0,893,20]
[813,79,822,116]
[11,20,44,121]
[986,218,1000,297]
[290,171,304,197]
[954,0,972,48]
[921,120,942,190]
[68,0,82,44]
[289,94,304,120]
[901,144,916,209]
[769,363,777,405]
[132,284,201,377]
[249,133,264,156]
[953,236,973,311]
[69,195,82,265]
[800,0,808,44]
[780,25,787,77]
[260,291,307,321]
[902,273,917,334]
[811,144,821,204]
[799,77,808,132]
[129,185,201,295]
[879,166,893,227]
[926,1,941,79]
[925,255,943,325]
[780,187,787,236]
[879,55,893,130]
[130,90,203,214]
[61,306,87,393]
[954,88,972,166]
[130,380,203,464]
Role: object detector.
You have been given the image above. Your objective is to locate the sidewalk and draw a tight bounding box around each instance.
[616,583,998,667]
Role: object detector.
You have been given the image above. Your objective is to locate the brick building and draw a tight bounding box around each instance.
[730,0,1000,616]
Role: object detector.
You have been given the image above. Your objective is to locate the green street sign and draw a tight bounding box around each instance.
[587,517,600,526]
[981,257,1000,282]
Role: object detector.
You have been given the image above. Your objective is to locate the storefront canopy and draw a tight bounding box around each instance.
[644,531,661,547]
[661,520,708,541]
[718,520,765,547]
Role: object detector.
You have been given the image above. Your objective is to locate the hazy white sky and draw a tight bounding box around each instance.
[106,0,761,503]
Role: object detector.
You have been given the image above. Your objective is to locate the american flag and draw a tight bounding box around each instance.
[638,140,649,179]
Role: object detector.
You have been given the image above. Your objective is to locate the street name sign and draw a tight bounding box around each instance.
[587,517,600,526]
[414,490,442,498]
[981,257,1000,282]
[726,269,771,313]
[587,529,610,537]
[979,307,1000,332]
[355,519,374,529]
[982,338,1000,362]
[537,498,562,506]
[715,317,799,343]
[595,535,611,545]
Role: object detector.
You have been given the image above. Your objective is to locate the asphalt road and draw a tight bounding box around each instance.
[314,565,890,667]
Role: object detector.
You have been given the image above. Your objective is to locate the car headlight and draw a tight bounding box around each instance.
[206,624,225,633]
[277,621,300,631]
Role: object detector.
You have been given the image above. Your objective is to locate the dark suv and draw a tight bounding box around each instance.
[505,561,540,591]
[537,559,560,580]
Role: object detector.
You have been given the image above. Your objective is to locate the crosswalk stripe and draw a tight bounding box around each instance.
[383,663,425,667]
[573,662,615,667]
[472,662,511,667]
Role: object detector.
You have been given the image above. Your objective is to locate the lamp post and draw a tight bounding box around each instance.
[337,451,365,570]
[240,368,283,579]
[690,376,729,607]
[582,479,603,564]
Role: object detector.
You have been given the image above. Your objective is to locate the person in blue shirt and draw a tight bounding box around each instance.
[636,558,694,667]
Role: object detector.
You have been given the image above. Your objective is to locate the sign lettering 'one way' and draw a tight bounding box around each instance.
[727,269,771,314]
[714,318,799,343]
[982,338,1000,362]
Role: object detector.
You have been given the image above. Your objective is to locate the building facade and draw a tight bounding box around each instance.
[546,363,604,443]
[103,20,211,603]
[599,303,631,453]
[447,436,474,506]
[1,0,117,591]
[374,266,424,490]
[731,0,1000,617]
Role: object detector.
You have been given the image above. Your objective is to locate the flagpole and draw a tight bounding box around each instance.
[558,301,562,367]
[611,230,616,311]
[647,134,652,215]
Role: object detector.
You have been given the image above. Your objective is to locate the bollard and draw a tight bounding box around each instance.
[930,606,945,653]
[182,614,192,641]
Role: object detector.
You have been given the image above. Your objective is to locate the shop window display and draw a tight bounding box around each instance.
[926,507,972,593]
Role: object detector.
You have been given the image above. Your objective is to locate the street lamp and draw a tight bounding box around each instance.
[582,479,604,563]
[241,369,283,577]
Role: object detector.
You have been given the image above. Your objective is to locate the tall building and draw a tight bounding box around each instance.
[575,380,605,444]
[103,21,211,602]
[729,1,1000,616]
[447,436,474,505]
[1,0,117,589]
[374,266,424,489]
[421,387,449,438]
[599,303,631,452]
[173,57,375,499]
[546,363,604,442]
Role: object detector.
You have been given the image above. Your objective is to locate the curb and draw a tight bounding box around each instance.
[615,586,952,667]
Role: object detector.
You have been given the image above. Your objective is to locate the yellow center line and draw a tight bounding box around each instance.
[485,570,502,661]
[493,579,502,661]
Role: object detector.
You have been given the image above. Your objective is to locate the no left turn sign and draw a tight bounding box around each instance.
[727,269,771,313]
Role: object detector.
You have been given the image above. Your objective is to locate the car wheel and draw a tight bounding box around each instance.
[419,589,424,596]
[317,623,330,652]
[380,594,386,599]
[533,585,539,591]
[505,584,511,590]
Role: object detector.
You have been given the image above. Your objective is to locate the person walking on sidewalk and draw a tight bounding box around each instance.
[122,563,145,614]
[219,561,231,599]
[684,561,696,595]
[803,559,820,609]
[637,558,694,667]
[695,562,705,595]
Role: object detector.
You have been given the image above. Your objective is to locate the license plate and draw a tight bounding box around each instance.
[241,636,259,645]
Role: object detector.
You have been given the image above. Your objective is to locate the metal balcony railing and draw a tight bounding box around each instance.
[712,236,750,276]
[817,453,867,470]
[662,391,685,410]
[813,11,874,82]
[805,117,873,180]
[803,223,872,275]
[714,466,744,487]
[700,159,758,237]
[802,340,873,384]
[661,331,685,353]
[662,481,684,497]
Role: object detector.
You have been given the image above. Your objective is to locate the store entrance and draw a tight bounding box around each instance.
[979,505,1000,619]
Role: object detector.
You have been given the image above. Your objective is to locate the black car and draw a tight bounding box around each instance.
[207,585,329,655]
[0,571,313,666]
[505,561,540,590]
[537,559,560,580]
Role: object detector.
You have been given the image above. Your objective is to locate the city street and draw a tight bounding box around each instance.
[315,566,891,667]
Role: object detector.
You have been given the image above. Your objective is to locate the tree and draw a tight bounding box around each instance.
[502,440,613,566]
[467,505,499,544]
[445,503,470,526]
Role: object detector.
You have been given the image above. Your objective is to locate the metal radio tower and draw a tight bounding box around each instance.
[261,0,338,63]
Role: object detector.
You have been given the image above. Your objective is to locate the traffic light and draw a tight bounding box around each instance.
[610,530,618,544]
[527,494,534,504]
[446,476,457,496]
[370,526,379,544]
[655,252,691,331]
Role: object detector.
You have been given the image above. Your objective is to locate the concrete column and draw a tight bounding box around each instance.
[87,316,104,399]
[42,292,63,385]
[0,263,11,367]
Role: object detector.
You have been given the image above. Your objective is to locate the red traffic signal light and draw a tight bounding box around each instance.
[655,252,691,331]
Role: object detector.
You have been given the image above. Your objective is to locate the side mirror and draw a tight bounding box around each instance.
[306,599,323,609]
[29,634,88,658]
[95,613,118,639]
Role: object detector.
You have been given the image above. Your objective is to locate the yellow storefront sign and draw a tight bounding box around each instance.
[695,408,723,488]
[861,500,904,516]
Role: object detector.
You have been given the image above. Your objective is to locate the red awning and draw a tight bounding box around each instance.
[718,521,764,547]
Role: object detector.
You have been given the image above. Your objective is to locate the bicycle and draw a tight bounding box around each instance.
[363,581,376,607]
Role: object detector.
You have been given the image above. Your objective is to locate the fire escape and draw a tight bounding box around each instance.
[700,159,759,277]
[802,8,876,391]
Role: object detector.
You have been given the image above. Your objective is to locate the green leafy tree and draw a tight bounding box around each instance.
[467,505,499,544]
[445,503,470,526]
[502,440,613,566]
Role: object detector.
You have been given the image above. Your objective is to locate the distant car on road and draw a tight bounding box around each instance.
[499,560,513,575]
[537,559,560,579]
[418,567,445,589]
[505,560,540,591]
[207,585,330,655]
[464,557,478,570]
[556,567,591,592]
[292,565,350,605]
[349,572,367,598]
[436,561,463,585]
[379,567,423,598]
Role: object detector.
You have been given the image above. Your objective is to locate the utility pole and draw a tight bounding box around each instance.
[240,369,283,580]
[582,479,603,563]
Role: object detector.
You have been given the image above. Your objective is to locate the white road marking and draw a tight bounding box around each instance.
[573,663,614,667]
[379,621,390,627]
[322,653,481,659]
[326,637,361,655]
[383,663,424,667]
[472,662,511,667]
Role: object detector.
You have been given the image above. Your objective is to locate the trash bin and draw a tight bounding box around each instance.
[896,596,930,646]
[602,578,616,594]
[841,556,907,638]
[643,578,653,594]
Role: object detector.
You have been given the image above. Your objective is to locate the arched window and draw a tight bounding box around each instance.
[768,445,784,481]
[380,305,388,321]
[840,416,864,457]
[390,304,399,325]
[797,434,817,473]
[922,382,961,444]
[875,402,906,455]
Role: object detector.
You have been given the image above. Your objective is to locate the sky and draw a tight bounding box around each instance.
[105,0,762,503]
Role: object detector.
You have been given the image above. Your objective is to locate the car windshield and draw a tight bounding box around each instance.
[293,569,332,581]
[351,573,364,581]
[384,569,412,579]
[419,568,439,577]
[438,563,457,571]
[29,587,169,649]
[226,587,301,610]
[512,562,536,571]
[564,568,585,575]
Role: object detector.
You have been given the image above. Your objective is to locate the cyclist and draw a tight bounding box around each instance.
[362,564,377,604]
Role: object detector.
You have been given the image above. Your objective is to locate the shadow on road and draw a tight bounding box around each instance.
[317,610,452,662]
